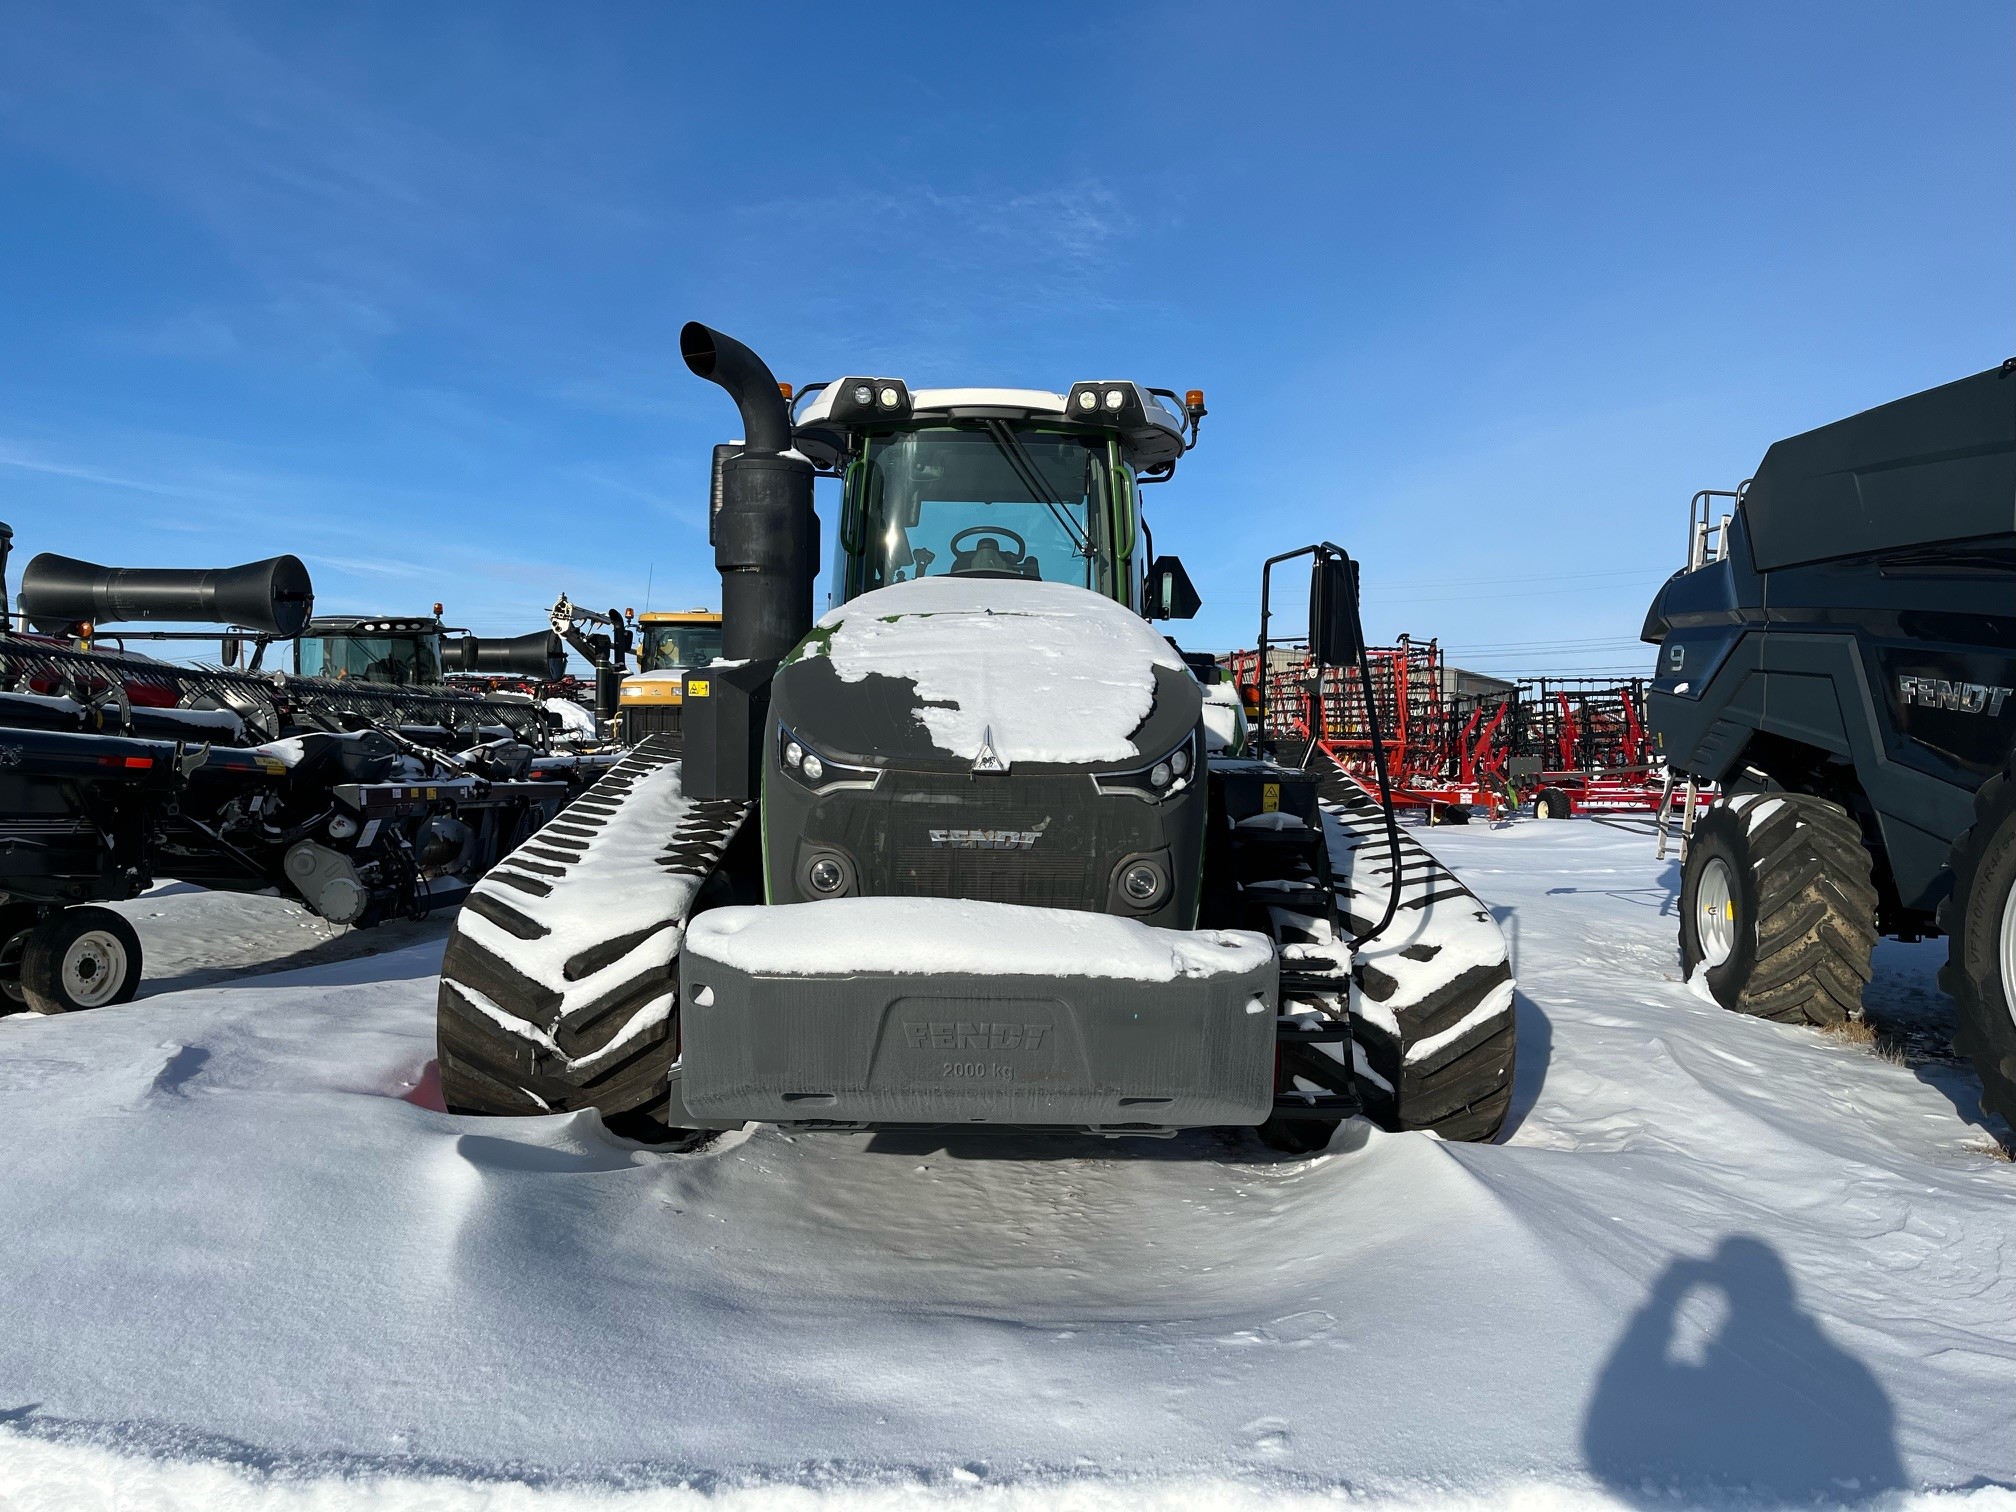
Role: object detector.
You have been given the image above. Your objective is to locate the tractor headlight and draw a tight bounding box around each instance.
[1066,381,1146,427]
[829,377,912,422]
[776,723,880,794]
[1094,729,1198,803]
[1109,850,1173,913]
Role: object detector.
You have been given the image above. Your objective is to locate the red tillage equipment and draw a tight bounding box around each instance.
[1225,651,1706,822]
[1226,637,1518,821]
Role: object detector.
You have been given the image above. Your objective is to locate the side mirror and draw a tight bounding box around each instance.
[219,632,241,668]
[1310,555,1361,667]
[1144,555,1201,620]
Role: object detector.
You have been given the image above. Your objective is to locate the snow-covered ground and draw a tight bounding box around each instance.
[2,818,2013,1511]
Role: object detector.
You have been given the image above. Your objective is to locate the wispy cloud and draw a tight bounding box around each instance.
[307,554,428,580]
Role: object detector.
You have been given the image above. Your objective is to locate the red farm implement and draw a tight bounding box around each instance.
[1226,637,1518,821]
[1224,651,1706,824]
[1512,678,1706,819]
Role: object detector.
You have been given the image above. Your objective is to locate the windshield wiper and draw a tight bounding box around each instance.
[982,421,1090,552]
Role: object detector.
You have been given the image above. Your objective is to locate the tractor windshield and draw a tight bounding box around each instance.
[640,622,724,672]
[837,426,1115,604]
[296,633,442,685]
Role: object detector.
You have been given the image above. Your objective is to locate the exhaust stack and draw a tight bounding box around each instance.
[676,323,819,800]
[679,323,816,664]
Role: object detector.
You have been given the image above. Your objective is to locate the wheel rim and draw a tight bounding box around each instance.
[2000,875,2016,1031]
[1697,856,1738,968]
[60,929,129,1009]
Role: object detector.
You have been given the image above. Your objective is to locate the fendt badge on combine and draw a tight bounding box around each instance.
[1897,675,2012,718]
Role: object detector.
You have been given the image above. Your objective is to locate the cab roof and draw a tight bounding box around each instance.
[304,615,442,635]
[794,381,1190,472]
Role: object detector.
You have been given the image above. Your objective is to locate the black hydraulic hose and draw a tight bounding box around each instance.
[1346,574,1406,952]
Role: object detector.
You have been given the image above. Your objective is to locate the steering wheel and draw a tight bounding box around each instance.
[948,525,1029,575]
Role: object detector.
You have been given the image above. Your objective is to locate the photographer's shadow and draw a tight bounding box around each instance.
[1582,1235,1905,1505]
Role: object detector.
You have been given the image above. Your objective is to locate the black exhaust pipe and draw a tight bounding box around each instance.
[678,323,818,798]
[20,552,315,638]
[679,323,795,457]
[679,322,816,665]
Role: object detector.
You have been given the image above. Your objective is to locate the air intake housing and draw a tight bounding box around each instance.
[20,553,315,637]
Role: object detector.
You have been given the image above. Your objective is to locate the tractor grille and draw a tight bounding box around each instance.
[805,772,1162,913]
[619,705,682,750]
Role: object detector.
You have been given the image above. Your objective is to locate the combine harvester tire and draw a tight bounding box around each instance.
[1679,794,1877,1029]
[436,736,748,1143]
[1938,749,2016,1130]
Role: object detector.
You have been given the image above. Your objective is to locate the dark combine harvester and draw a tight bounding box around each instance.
[1643,363,2016,1127]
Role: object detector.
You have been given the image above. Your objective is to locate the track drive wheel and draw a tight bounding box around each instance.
[1679,794,1876,1027]
[1535,788,1573,820]
[20,906,144,1014]
[1938,747,2016,1131]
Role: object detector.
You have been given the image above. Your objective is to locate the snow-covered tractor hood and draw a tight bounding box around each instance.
[773,576,1202,772]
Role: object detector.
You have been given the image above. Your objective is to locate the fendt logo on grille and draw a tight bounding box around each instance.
[903,1022,1051,1051]
[1898,675,2012,717]
[928,827,1045,850]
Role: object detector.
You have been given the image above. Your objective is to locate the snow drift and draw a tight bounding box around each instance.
[1,820,2012,1509]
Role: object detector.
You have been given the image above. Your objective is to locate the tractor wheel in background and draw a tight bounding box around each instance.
[0,902,42,1014]
[1536,788,1574,820]
[1938,747,2016,1131]
[19,906,143,1014]
[1679,794,1876,1027]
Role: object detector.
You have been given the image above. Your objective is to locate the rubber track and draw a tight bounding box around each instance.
[1318,765,1517,1140]
[436,735,747,1125]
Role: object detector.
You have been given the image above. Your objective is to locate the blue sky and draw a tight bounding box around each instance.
[1,2,2009,674]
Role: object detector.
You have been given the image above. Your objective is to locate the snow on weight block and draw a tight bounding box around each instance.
[680,897,1277,1129]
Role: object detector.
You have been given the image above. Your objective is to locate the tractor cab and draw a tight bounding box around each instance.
[616,608,724,745]
[294,615,444,686]
[793,381,1206,621]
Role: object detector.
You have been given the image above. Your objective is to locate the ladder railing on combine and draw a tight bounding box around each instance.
[1688,485,1744,572]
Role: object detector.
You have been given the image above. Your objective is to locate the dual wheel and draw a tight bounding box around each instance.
[0,905,144,1016]
[1679,764,2016,1129]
